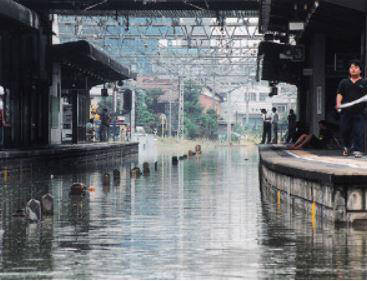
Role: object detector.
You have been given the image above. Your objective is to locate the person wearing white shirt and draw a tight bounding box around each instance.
[260,108,272,144]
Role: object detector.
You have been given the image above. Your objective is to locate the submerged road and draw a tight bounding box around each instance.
[0,144,366,279]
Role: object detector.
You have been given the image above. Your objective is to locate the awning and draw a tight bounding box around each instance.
[0,0,39,30]
[51,40,133,86]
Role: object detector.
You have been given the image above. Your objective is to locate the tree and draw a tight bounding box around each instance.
[183,80,204,139]
[200,109,218,139]
[135,88,163,132]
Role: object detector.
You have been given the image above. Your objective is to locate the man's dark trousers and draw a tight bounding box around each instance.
[340,112,365,152]
[261,122,272,144]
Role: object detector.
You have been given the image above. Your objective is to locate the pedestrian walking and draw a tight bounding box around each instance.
[335,60,367,158]
[286,109,297,143]
[271,107,279,144]
[260,108,272,144]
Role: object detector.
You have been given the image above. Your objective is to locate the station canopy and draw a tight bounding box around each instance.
[0,0,39,30]
[260,0,364,37]
[15,0,259,17]
[52,40,133,86]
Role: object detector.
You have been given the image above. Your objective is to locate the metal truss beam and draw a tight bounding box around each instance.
[18,0,259,17]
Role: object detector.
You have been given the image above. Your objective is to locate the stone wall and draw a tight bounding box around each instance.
[259,146,367,224]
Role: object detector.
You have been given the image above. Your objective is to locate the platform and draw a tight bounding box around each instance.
[259,145,367,224]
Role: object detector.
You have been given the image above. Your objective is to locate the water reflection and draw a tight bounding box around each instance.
[1,146,367,278]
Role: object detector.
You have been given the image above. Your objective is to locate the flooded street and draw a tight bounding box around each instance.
[0,143,367,279]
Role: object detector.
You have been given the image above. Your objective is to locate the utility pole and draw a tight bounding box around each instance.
[131,89,136,135]
[177,77,184,139]
[169,89,172,137]
[227,91,232,145]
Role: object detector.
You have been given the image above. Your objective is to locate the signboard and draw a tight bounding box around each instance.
[303,68,313,76]
[289,22,305,31]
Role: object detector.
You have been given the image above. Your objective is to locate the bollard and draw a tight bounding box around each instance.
[154,161,158,171]
[172,156,178,165]
[188,150,194,157]
[195,144,201,154]
[41,193,54,215]
[26,199,42,222]
[70,183,86,196]
[143,162,150,175]
[130,167,142,177]
[113,169,120,179]
[103,172,110,186]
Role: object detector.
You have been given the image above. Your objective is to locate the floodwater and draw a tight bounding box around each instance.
[0,142,367,279]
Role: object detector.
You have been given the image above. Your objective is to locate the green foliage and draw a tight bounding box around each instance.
[183,80,219,139]
[135,80,220,139]
[135,88,163,132]
[97,96,113,113]
[233,123,246,135]
[200,109,218,139]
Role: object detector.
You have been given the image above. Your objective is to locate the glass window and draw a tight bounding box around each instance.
[259,93,266,101]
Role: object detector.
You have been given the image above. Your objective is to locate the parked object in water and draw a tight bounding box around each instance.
[172,156,178,165]
[143,162,150,175]
[113,169,120,179]
[26,199,42,222]
[70,183,87,196]
[41,193,54,215]
[103,172,110,186]
[131,167,142,177]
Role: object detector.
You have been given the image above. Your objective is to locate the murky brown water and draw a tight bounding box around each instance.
[0,143,366,279]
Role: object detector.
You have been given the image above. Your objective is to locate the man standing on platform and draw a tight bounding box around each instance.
[260,108,272,144]
[286,109,297,143]
[271,107,279,144]
[336,60,367,158]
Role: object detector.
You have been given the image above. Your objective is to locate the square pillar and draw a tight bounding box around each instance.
[310,34,326,135]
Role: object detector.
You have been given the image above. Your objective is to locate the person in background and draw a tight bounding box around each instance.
[100,108,111,142]
[286,109,297,143]
[271,107,279,144]
[0,95,9,148]
[288,120,334,150]
[86,118,95,142]
[260,108,272,144]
